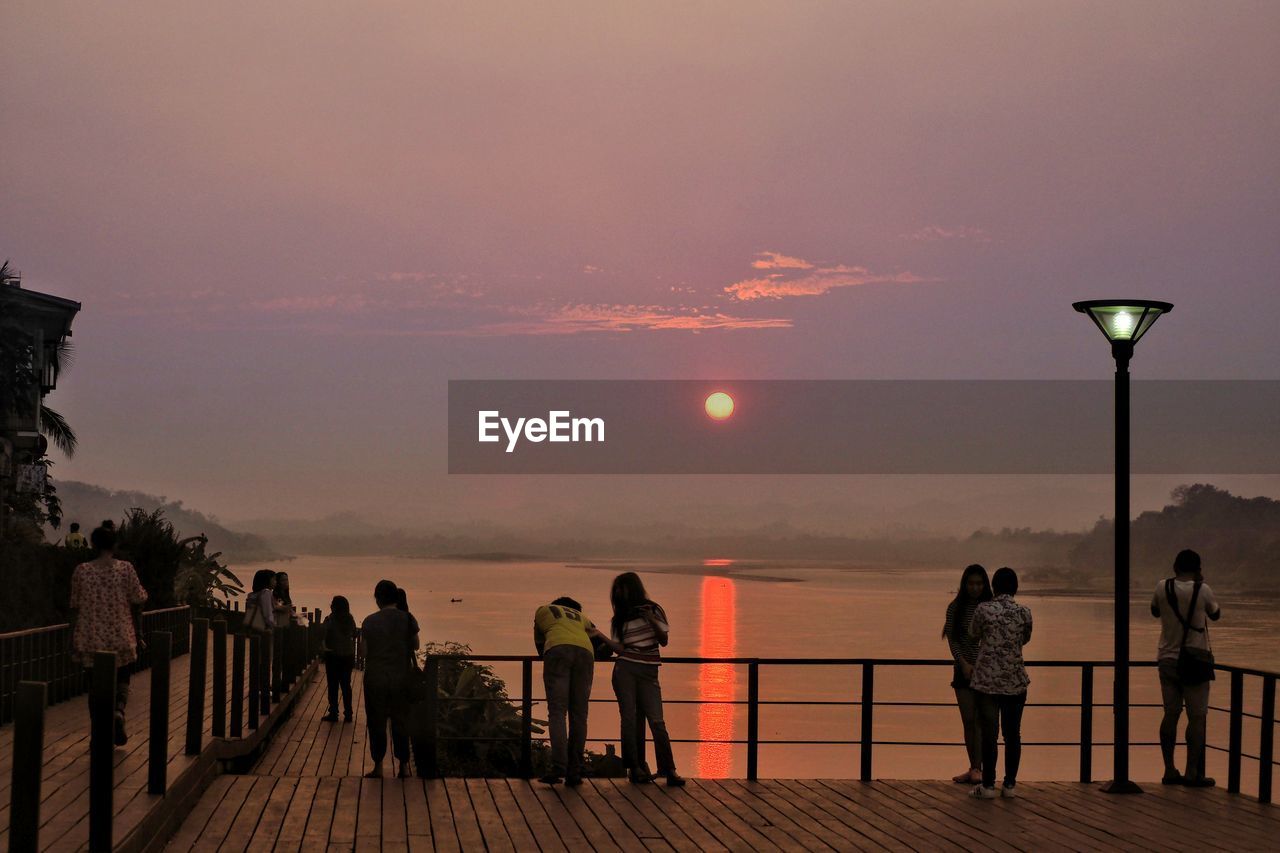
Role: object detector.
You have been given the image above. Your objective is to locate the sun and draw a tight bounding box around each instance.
[704,391,734,420]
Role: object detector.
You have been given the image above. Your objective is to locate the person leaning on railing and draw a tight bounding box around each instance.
[244,569,278,709]
[534,596,598,787]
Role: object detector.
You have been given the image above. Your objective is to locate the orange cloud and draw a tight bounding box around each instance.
[725,266,933,301]
[462,303,793,335]
[751,251,815,270]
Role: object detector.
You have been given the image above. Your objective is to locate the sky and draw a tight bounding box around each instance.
[3,2,1279,532]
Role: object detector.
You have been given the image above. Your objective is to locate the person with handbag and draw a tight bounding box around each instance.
[1151,549,1221,787]
[358,580,419,778]
[244,569,278,710]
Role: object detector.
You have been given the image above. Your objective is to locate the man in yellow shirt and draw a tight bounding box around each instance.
[534,596,597,786]
[64,522,87,549]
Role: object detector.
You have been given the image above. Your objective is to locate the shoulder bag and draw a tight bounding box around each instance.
[1167,579,1215,685]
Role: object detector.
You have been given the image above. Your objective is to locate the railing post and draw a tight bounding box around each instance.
[746,661,759,782]
[186,618,209,755]
[148,631,172,794]
[231,632,245,738]
[10,681,47,853]
[1259,674,1275,804]
[860,662,874,782]
[1228,670,1243,793]
[423,656,439,778]
[89,651,116,853]
[1080,664,1094,783]
[520,658,533,778]
[248,633,261,729]
[272,625,285,700]
[212,621,227,738]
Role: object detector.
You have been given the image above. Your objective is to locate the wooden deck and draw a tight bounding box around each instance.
[164,669,1280,852]
[0,642,232,851]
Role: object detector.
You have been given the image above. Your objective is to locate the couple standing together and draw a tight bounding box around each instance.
[533,572,686,787]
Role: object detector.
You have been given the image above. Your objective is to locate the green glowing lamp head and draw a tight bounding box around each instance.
[1072,300,1173,344]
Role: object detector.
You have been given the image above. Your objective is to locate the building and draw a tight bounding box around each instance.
[0,265,81,529]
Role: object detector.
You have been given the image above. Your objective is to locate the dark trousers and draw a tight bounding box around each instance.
[543,645,594,777]
[977,691,1027,787]
[364,680,410,764]
[612,659,676,774]
[325,653,354,717]
[85,667,131,716]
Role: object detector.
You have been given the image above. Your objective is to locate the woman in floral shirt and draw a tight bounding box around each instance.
[69,526,148,746]
[967,567,1032,799]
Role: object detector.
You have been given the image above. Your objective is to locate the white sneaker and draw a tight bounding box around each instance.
[1001,783,1017,798]
[970,784,997,799]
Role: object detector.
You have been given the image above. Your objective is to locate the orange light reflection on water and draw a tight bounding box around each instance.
[697,576,737,778]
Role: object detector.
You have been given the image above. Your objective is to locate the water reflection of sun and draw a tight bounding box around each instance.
[697,576,737,778]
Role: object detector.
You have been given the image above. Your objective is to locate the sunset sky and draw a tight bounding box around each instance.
[3,2,1278,530]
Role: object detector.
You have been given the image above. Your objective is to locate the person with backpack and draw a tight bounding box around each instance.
[321,596,358,722]
[1151,549,1221,787]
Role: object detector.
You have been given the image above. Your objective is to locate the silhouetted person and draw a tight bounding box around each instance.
[594,572,685,786]
[273,571,294,624]
[63,521,87,549]
[534,596,596,786]
[245,569,278,708]
[321,595,358,722]
[359,579,418,777]
[69,526,147,746]
[942,564,992,785]
[1151,549,1221,786]
[968,567,1031,799]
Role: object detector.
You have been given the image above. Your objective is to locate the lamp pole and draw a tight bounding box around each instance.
[1073,298,1171,795]
[1103,339,1141,794]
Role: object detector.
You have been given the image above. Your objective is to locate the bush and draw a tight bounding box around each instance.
[410,641,625,779]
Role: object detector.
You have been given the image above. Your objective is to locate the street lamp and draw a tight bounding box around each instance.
[1073,298,1173,795]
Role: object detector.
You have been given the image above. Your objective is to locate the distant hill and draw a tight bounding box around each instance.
[48,481,288,564]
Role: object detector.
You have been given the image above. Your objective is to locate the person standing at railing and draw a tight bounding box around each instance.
[69,525,147,746]
[273,571,295,625]
[534,596,597,786]
[593,572,686,787]
[358,579,418,778]
[968,567,1032,800]
[1151,548,1221,788]
[244,569,278,709]
[942,564,992,786]
[63,521,87,549]
[321,595,358,723]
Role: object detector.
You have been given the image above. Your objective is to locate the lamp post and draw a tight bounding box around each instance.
[1073,299,1173,795]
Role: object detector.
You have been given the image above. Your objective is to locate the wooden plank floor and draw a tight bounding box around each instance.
[165,668,1280,852]
[0,640,236,851]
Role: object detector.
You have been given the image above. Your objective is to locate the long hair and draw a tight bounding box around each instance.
[329,595,356,633]
[273,572,292,605]
[251,569,276,593]
[610,572,649,641]
[942,564,993,641]
[395,587,409,612]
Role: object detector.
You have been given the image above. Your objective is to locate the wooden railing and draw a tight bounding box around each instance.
[5,607,325,853]
[0,606,191,726]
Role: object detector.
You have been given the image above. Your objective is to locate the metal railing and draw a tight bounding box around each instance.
[0,605,191,725]
[414,654,1277,804]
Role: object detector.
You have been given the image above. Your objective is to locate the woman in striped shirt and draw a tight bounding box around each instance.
[942,564,992,785]
[595,572,686,786]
